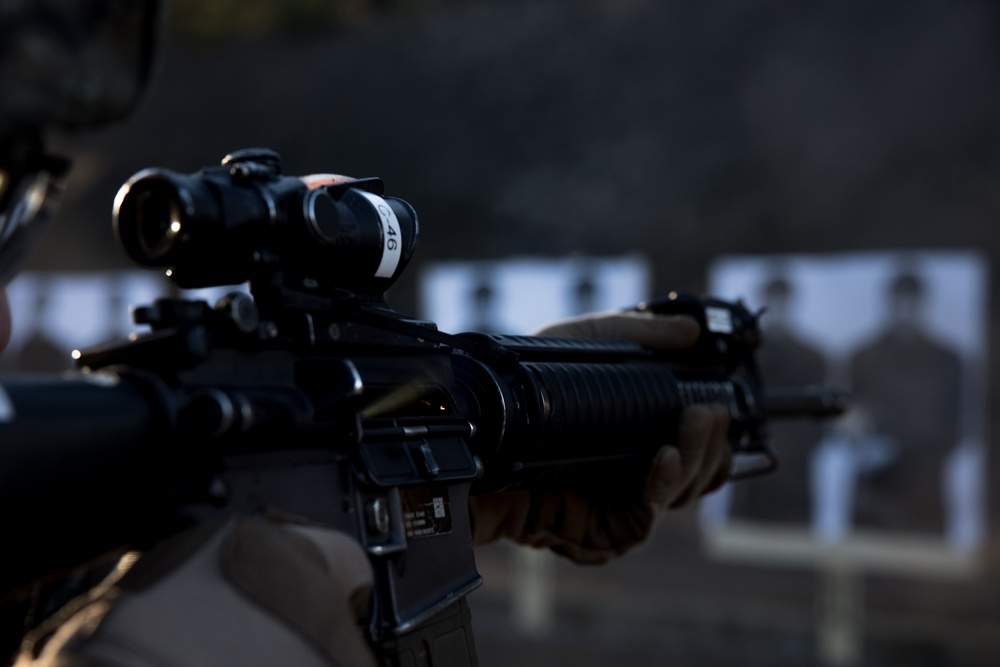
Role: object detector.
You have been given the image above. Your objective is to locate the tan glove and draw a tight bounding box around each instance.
[469,309,732,565]
[18,515,377,667]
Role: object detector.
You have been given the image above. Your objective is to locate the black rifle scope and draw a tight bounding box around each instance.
[112,148,419,293]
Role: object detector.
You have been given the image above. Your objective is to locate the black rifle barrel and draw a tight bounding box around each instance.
[764,385,850,418]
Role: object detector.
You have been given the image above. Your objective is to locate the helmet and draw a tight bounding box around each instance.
[0,0,165,284]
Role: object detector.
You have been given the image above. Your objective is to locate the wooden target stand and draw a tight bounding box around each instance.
[701,520,982,665]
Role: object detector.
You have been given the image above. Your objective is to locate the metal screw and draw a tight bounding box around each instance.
[220,292,259,333]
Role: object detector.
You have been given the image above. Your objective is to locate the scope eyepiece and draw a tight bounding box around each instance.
[115,170,197,266]
[134,185,182,261]
[112,150,419,295]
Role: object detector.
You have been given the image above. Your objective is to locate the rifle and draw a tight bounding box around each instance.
[0,148,846,666]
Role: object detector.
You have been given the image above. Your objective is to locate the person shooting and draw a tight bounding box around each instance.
[0,3,848,667]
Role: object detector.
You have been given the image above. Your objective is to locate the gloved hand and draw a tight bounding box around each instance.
[469,309,732,565]
[17,515,377,667]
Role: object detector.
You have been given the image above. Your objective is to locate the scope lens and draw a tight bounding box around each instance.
[133,183,183,261]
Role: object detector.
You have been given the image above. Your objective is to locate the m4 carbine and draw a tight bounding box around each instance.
[0,149,846,666]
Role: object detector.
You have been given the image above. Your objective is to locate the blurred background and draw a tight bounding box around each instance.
[12,0,1000,665]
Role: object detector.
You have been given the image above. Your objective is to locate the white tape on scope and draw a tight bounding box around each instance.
[358,191,403,279]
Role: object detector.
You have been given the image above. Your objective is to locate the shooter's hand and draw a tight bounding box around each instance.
[469,309,732,565]
[18,516,377,667]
